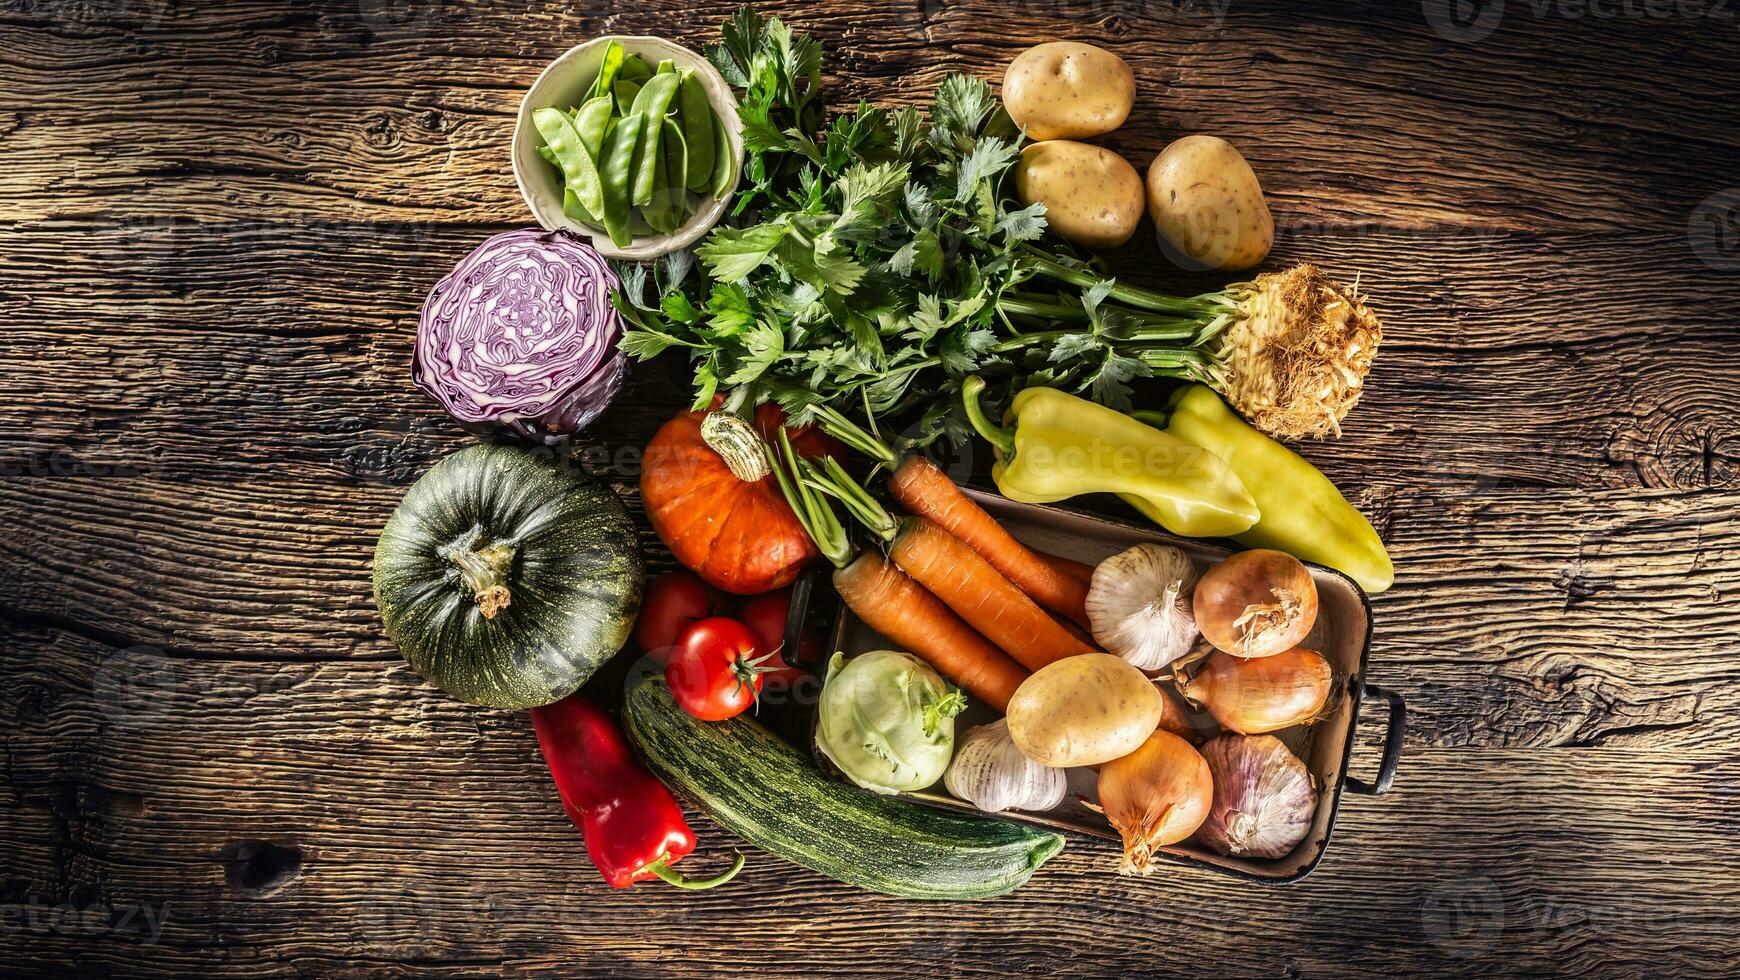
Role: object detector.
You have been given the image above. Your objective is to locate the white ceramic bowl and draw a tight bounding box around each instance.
[513,36,744,262]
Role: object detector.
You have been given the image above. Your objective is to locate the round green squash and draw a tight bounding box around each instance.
[372,443,644,709]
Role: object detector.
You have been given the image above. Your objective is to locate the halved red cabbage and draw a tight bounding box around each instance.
[413,229,628,443]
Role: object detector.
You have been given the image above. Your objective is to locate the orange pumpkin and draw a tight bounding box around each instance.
[641,403,842,595]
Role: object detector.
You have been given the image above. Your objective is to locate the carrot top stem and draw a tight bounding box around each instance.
[800,454,899,542]
[767,428,854,568]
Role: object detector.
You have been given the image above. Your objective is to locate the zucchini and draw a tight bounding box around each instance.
[623,674,1064,900]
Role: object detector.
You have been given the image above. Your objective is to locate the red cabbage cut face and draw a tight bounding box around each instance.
[413,229,629,443]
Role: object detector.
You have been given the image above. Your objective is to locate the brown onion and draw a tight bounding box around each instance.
[1194,549,1318,658]
[1096,731,1212,875]
[1197,734,1318,859]
[1178,648,1332,735]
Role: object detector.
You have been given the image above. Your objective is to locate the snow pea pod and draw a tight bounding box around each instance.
[677,70,714,192]
[564,187,598,226]
[646,117,688,234]
[709,114,733,199]
[614,80,641,117]
[599,113,644,247]
[532,107,605,221]
[618,52,653,82]
[627,72,681,208]
[588,40,624,102]
[575,95,614,160]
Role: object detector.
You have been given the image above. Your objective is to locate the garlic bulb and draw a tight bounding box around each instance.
[944,720,1067,814]
[1086,544,1200,671]
[1196,734,1318,860]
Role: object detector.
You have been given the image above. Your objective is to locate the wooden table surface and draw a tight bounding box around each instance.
[4,0,1738,976]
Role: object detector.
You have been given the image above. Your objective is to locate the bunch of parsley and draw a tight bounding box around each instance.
[614,10,1222,448]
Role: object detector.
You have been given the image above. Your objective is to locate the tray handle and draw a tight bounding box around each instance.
[781,564,820,669]
[1344,683,1405,796]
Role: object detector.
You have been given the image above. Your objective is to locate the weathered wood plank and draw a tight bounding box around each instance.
[2,220,1734,497]
[3,0,1739,975]
[1,469,1733,757]
[1,2,1735,230]
[4,617,1740,978]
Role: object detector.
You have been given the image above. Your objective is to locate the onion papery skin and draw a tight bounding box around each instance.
[414,229,628,443]
[1179,648,1333,735]
[1193,549,1318,660]
[1097,730,1212,875]
[1197,734,1317,860]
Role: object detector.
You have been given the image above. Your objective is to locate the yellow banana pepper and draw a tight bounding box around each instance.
[964,380,1260,538]
[1157,385,1394,593]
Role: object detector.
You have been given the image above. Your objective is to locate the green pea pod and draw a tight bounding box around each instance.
[627,72,681,207]
[709,115,734,199]
[647,117,689,233]
[537,144,558,167]
[619,52,653,82]
[655,58,675,75]
[677,70,715,192]
[588,40,624,102]
[599,112,643,248]
[564,187,599,227]
[532,106,605,221]
[575,96,614,160]
[613,79,641,116]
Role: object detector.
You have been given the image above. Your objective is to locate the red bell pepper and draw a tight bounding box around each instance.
[530,693,743,889]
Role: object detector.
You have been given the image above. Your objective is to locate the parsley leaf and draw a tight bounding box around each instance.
[698,222,788,280]
[724,319,786,384]
[996,201,1048,243]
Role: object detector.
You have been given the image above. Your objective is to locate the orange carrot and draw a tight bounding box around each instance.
[889,456,1092,628]
[833,552,1027,711]
[889,517,1099,673]
[1036,548,1096,585]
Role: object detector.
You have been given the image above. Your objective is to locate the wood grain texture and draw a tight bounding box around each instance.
[2,0,1738,976]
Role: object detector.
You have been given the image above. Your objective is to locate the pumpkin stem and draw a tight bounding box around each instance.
[700,412,772,483]
[441,526,516,619]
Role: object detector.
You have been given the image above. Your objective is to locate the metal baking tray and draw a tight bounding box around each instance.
[782,487,1404,884]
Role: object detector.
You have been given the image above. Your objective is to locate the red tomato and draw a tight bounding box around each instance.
[636,571,724,665]
[665,618,771,721]
[736,589,820,674]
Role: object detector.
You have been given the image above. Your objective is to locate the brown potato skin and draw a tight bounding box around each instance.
[1003,42,1135,141]
[1015,141,1145,250]
[1006,654,1164,768]
[1146,135,1274,272]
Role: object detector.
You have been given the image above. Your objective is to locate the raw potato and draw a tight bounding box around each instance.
[1002,41,1136,141]
[1006,653,1163,767]
[1146,135,1274,272]
[1015,141,1144,250]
